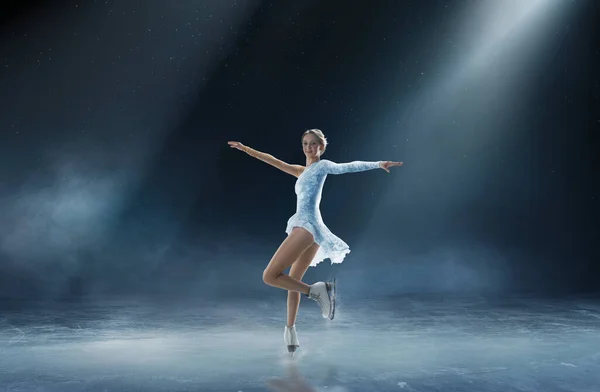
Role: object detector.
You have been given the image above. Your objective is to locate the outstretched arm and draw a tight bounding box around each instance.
[322,159,403,175]
[322,159,381,175]
[228,141,303,178]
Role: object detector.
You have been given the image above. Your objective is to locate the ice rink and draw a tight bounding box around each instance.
[1,294,599,391]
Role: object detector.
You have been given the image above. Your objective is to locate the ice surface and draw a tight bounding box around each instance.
[0,294,599,391]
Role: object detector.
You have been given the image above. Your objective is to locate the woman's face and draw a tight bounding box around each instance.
[302,134,322,158]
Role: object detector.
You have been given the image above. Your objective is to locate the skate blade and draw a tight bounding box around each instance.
[287,345,298,359]
[329,278,336,320]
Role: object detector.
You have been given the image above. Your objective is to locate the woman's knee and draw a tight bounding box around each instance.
[262,267,278,285]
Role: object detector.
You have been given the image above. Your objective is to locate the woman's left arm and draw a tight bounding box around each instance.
[322,159,402,175]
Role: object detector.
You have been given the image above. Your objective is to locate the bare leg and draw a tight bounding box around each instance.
[262,227,315,295]
[287,243,319,327]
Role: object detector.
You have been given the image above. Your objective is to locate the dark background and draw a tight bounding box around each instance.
[1,0,598,301]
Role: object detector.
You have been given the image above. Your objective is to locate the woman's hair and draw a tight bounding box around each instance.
[302,129,328,154]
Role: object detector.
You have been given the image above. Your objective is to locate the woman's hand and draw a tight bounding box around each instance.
[379,161,403,173]
[228,141,246,151]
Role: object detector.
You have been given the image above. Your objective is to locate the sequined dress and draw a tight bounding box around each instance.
[286,159,381,267]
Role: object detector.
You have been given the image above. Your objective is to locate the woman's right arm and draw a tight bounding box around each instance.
[228,141,304,178]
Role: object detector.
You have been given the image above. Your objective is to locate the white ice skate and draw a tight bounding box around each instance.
[308,280,336,320]
[284,325,300,354]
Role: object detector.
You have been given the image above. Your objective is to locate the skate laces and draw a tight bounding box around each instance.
[312,291,326,309]
[316,295,324,308]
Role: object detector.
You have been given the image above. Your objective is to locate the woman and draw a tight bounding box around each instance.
[228,129,402,354]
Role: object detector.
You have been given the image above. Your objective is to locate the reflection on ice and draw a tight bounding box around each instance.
[266,360,350,392]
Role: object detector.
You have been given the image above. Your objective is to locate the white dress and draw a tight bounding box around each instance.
[285,159,381,267]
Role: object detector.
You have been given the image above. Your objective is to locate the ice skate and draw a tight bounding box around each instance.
[284,325,300,354]
[308,279,336,320]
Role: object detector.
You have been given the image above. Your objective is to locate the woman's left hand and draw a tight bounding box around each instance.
[379,161,403,173]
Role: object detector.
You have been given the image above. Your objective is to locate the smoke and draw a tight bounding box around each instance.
[0,141,134,298]
[337,245,513,298]
[0,156,515,302]
[1,166,116,258]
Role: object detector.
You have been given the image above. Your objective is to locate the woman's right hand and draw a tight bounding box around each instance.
[228,141,246,151]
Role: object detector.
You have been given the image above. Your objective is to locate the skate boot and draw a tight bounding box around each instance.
[307,280,336,320]
[284,324,300,354]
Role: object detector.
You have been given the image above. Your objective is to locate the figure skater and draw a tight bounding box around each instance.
[228,129,402,354]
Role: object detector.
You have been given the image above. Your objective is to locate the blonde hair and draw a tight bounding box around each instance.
[302,129,328,154]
